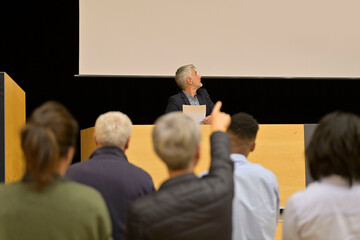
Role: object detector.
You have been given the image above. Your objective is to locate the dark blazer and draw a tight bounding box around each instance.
[66,146,155,240]
[165,88,214,116]
[125,132,234,240]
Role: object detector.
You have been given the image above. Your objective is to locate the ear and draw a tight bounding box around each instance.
[186,77,193,85]
[94,133,100,147]
[250,142,256,152]
[123,136,131,151]
[192,144,201,167]
[59,146,75,176]
[64,146,75,167]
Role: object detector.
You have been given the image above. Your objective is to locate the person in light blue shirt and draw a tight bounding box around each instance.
[228,113,279,240]
[200,112,279,239]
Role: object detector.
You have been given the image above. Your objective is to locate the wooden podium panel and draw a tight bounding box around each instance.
[249,124,305,206]
[80,125,214,189]
[80,124,306,203]
[80,124,305,240]
[0,73,26,183]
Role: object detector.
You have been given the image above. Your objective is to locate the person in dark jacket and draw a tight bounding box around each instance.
[126,101,233,240]
[66,111,155,240]
[165,64,214,124]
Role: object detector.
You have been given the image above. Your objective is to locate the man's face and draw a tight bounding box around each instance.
[190,68,203,89]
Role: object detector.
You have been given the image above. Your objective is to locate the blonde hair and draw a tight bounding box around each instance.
[152,112,201,170]
[95,111,132,149]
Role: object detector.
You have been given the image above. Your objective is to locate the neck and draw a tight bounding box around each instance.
[168,168,193,178]
[183,87,197,97]
[230,145,251,157]
[56,160,68,176]
[231,150,249,157]
[98,144,125,151]
[229,134,254,157]
[56,153,73,176]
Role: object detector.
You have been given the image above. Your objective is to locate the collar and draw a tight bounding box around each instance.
[320,175,358,186]
[159,173,198,190]
[230,153,248,165]
[22,172,64,183]
[90,146,128,161]
[182,90,197,100]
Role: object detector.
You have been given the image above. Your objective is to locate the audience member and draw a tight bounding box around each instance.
[66,111,155,240]
[283,111,360,240]
[0,101,112,240]
[227,113,279,240]
[126,101,233,240]
[165,64,214,124]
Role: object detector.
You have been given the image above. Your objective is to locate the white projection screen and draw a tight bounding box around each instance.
[79,0,360,77]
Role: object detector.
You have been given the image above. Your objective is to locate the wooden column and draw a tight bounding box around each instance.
[0,72,26,183]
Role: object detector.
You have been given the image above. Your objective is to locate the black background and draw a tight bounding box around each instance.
[1,1,359,163]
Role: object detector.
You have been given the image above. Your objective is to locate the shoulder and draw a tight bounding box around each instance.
[62,180,104,201]
[255,164,278,182]
[198,88,209,93]
[285,182,321,214]
[236,163,278,184]
[125,163,155,188]
[168,91,183,101]
[197,88,209,96]
[197,88,212,101]
[66,154,106,176]
[0,180,108,214]
[288,181,327,203]
[165,91,184,113]
[59,180,105,205]
[0,182,22,198]
[129,164,153,179]
[197,88,214,111]
[60,180,110,213]
[66,160,85,171]
[65,161,90,178]
[127,190,160,221]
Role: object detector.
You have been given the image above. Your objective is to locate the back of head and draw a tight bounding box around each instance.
[175,64,195,90]
[21,101,78,190]
[306,111,360,186]
[95,111,133,149]
[227,112,259,141]
[152,112,201,170]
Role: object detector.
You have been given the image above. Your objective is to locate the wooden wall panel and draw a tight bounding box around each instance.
[80,124,305,240]
[4,73,26,183]
[81,124,306,196]
[249,124,306,206]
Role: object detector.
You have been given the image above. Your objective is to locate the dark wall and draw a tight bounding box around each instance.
[1,1,80,120]
[1,1,360,162]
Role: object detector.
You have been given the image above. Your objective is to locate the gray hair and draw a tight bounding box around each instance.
[94,111,132,149]
[175,64,196,90]
[152,112,201,170]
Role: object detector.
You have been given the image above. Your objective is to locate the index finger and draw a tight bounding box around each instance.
[211,101,222,116]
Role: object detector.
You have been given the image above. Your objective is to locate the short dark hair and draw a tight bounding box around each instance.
[306,111,360,186]
[227,112,259,140]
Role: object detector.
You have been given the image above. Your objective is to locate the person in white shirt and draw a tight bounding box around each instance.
[227,112,279,240]
[283,111,360,240]
[200,112,280,239]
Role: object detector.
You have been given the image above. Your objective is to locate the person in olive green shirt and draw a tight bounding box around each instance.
[0,101,112,240]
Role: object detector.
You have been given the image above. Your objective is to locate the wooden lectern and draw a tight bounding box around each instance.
[81,124,307,240]
[0,73,26,183]
[81,124,306,205]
